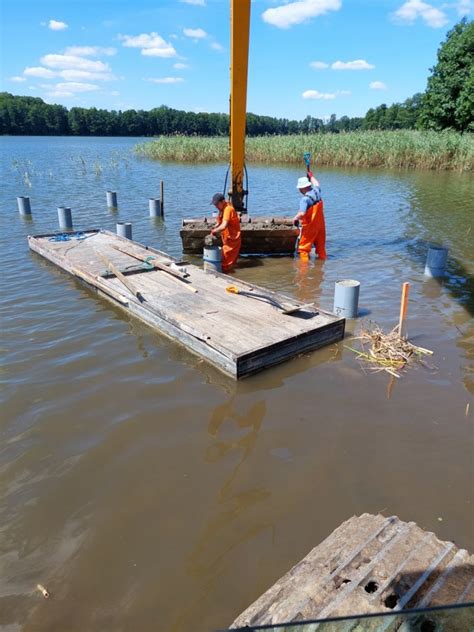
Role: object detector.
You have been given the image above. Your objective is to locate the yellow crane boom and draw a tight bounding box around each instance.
[230,0,251,213]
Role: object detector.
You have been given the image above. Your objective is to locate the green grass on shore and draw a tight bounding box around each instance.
[135,130,473,171]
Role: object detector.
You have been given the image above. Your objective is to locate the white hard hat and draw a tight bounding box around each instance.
[296,176,311,190]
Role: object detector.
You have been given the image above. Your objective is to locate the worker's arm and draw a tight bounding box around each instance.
[307,169,320,188]
[211,219,228,235]
[293,194,312,225]
[293,210,306,224]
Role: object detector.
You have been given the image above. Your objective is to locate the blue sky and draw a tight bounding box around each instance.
[2,0,472,120]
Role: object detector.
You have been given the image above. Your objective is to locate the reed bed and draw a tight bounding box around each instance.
[135,130,473,171]
[346,323,434,379]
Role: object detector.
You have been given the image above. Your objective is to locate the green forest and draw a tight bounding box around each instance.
[1,18,472,137]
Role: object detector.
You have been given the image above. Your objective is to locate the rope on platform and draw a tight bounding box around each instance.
[48,232,88,242]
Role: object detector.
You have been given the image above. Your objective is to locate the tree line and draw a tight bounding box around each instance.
[1,19,472,137]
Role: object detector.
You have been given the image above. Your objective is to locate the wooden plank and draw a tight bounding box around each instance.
[96,249,145,302]
[110,243,198,293]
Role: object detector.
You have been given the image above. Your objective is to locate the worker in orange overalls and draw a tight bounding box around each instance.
[210,192,241,271]
[293,169,327,260]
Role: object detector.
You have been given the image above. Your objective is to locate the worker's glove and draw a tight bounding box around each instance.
[293,219,300,227]
[307,170,313,179]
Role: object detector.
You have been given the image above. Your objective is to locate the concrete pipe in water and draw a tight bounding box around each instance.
[116,222,132,240]
[17,196,32,216]
[424,246,448,278]
[203,245,222,273]
[57,206,73,230]
[334,279,360,319]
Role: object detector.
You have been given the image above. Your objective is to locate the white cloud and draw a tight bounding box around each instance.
[455,0,473,16]
[302,90,336,100]
[210,41,224,51]
[173,62,189,69]
[48,19,68,31]
[24,66,56,78]
[332,59,374,70]
[180,0,206,5]
[9,76,27,82]
[119,32,177,57]
[45,81,99,97]
[24,55,115,82]
[146,77,185,84]
[262,0,341,29]
[370,81,387,90]
[393,1,448,27]
[183,27,207,39]
[310,61,329,69]
[58,69,115,81]
[41,54,111,72]
[64,46,117,57]
[54,82,99,92]
[302,89,350,99]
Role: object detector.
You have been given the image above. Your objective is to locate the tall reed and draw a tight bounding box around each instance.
[135,130,473,171]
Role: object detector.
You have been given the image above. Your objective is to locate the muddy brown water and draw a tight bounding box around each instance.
[1,137,473,631]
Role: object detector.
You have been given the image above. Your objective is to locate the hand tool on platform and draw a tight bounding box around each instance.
[225,285,315,315]
[96,250,145,302]
[111,244,198,293]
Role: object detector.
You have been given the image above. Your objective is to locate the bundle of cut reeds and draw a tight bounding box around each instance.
[347,324,433,379]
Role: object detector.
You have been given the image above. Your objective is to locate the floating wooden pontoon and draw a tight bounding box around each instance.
[180,216,299,255]
[28,229,344,378]
[231,513,474,628]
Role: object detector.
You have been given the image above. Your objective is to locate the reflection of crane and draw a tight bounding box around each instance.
[229,0,251,214]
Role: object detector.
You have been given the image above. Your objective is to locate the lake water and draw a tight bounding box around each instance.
[1,136,473,632]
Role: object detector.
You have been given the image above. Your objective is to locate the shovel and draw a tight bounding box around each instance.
[226,285,315,316]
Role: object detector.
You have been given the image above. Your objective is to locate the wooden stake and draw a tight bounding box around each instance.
[398,282,410,339]
[160,180,164,218]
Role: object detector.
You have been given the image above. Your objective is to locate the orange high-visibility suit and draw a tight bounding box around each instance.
[298,198,327,260]
[218,202,241,271]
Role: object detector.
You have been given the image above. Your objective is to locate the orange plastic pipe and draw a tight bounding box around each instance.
[398,282,410,338]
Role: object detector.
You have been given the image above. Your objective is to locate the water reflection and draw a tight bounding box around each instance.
[292,256,325,305]
[188,398,270,578]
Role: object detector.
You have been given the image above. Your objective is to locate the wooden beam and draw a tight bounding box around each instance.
[95,250,145,302]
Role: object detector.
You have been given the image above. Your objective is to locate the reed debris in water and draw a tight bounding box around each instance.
[346,322,434,379]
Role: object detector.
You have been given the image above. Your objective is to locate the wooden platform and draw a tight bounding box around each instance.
[28,229,344,379]
[180,216,299,255]
[231,513,474,628]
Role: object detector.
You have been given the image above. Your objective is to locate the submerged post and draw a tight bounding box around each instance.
[160,180,164,218]
[17,196,32,216]
[424,246,448,278]
[106,191,118,208]
[58,206,73,230]
[333,279,360,319]
[149,198,161,217]
[117,222,132,240]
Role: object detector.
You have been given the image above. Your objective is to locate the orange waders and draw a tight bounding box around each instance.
[298,199,327,260]
[219,203,241,271]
